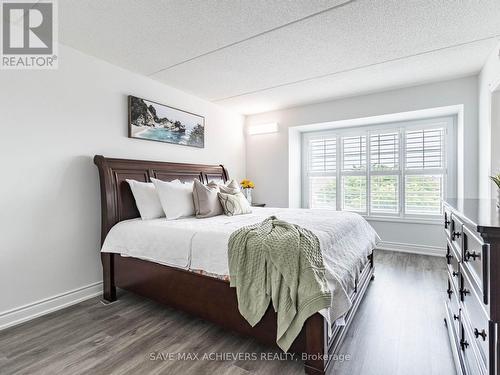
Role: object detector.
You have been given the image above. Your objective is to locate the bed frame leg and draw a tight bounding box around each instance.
[303,313,327,375]
[101,253,116,303]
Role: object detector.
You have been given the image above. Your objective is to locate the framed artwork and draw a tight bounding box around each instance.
[128,95,205,148]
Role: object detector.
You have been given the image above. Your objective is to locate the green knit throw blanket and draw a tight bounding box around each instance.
[228,216,332,352]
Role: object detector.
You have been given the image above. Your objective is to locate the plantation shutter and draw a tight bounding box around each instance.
[370,132,399,171]
[404,127,445,215]
[370,131,399,214]
[302,116,450,219]
[308,138,337,209]
[310,138,336,173]
[342,135,366,171]
[405,128,444,169]
[342,136,367,212]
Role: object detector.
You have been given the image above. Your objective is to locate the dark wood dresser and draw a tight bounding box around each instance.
[444,199,500,375]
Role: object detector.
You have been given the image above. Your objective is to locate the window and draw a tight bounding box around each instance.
[370,131,399,214]
[308,137,336,209]
[404,127,445,215]
[303,116,454,220]
[341,135,367,213]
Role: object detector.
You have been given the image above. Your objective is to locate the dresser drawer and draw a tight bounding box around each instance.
[447,239,461,293]
[462,225,489,305]
[445,299,466,375]
[461,319,487,375]
[461,265,489,367]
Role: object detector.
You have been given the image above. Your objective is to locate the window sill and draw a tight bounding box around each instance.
[363,215,443,225]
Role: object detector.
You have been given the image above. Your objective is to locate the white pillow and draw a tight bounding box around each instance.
[126,179,165,220]
[151,178,195,220]
[219,179,241,195]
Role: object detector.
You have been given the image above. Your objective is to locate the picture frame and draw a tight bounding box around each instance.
[128,95,205,148]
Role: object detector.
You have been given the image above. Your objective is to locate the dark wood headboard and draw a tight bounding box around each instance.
[94,155,229,244]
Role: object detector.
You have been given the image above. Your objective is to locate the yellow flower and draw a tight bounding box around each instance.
[240,179,255,189]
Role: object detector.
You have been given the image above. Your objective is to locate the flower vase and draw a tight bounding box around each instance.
[497,189,500,209]
[244,188,253,205]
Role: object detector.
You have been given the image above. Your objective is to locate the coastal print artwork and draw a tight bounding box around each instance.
[128,95,205,148]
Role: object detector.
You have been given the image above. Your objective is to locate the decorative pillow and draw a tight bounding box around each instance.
[151,178,195,220]
[126,179,165,220]
[219,179,240,195]
[218,192,252,216]
[192,179,223,218]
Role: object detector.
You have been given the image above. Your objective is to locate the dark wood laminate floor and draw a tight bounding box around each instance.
[0,250,455,375]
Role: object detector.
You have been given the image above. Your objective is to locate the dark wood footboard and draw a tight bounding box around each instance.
[101,251,374,374]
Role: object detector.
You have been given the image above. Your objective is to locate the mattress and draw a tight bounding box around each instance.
[102,207,379,326]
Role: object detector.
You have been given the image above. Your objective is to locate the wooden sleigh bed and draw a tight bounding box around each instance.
[94,155,374,375]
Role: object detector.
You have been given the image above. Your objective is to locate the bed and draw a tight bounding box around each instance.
[94,155,377,375]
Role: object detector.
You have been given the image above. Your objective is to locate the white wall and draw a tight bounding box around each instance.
[245,76,479,252]
[0,45,245,327]
[478,42,500,199]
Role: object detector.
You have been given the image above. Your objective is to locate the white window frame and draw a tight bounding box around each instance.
[302,116,456,223]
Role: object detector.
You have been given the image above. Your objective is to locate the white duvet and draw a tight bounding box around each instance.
[102,207,379,328]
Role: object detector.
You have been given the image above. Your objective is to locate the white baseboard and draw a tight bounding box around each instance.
[0,282,103,331]
[377,241,445,257]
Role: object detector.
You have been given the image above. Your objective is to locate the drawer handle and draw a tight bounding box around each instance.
[452,231,461,240]
[453,314,459,321]
[465,251,480,261]
[460,338,469,350]
[452,271,459,277]
[445,219,451,228]
[460,288,470,299]
[445,253,452,262]
[447,288,453,298]
[474,328,487,341]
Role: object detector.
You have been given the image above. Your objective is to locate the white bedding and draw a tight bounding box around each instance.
[102,207,379,327]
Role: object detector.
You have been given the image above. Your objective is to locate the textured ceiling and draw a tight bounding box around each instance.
[60,0,500,115]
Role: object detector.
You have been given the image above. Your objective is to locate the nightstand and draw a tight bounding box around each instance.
[251,203,266,207]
